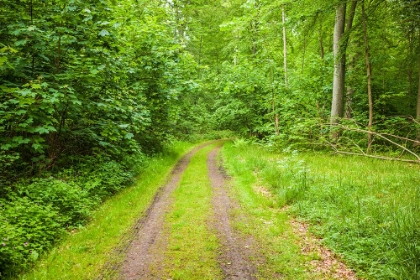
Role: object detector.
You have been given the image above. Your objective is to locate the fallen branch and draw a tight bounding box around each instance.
[325,123,420,164]
[339,125,420,161]
[332,150,420,164]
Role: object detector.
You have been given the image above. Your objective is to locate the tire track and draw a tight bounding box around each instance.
[119,143,211,279]
[207,146,257,280]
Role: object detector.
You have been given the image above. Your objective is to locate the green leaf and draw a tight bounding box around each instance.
[31,84,42,89]
[98,30,110,36]
[14,40,28,46]
[34,126,56,134]
[31,250,39,261]
[31,143,43,152]
[0,56,7,67]
[124,133,134,139]
[1,144,12,150]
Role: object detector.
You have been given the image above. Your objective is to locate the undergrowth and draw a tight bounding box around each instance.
[0,141,192,279]
[223,139,420,280]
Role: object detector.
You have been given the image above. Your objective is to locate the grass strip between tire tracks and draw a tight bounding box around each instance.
[160,142,224,279]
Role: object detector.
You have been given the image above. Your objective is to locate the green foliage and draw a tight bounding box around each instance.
[0,2,202,274]
[0,197,66,276]
[0,149,144,276]
[0,0,198,182]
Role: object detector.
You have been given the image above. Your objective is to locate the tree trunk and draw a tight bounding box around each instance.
[345,0,358,119]
[271,67,279,135]
[319,21,324,59]
[362,0,373,152]
[416,32,420,146]
[417,57,420,121]
[331,1,357,141]
[282,6,288,86]
[331,4,346,126]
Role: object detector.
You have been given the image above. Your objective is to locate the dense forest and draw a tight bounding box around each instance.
[1,0,420,278]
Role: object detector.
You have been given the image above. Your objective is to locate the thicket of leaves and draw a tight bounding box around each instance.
[181,0,420,153]
[0,0,200,183]
[0,0,202,275]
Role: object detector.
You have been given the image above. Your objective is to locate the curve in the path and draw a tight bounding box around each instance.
[207,147,257,280]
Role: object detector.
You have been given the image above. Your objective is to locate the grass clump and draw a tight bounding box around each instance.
[221,140,319,279]
[222,139,420,279]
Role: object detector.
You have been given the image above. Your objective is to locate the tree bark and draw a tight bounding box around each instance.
[271,67,279,135]
[362,0,373,152]
[331,4,346,126]
[416,32,420,146]
[417,32,420,121]
[414,32,420,147]
[319,21,324,59]
[344,0,358,119]
[331,1,357,141]
[282,6,288,86]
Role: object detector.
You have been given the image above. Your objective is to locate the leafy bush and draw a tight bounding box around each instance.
[0,197,66,275]
[9,179,96,226]
[0,150,144,277]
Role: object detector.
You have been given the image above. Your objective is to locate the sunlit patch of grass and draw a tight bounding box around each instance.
[162,143,223,280]
[223,140,420,279]
[222,141,317,279]
[18,141,195,280]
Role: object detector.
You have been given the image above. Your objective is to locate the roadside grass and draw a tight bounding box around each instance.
[222,139,420,280]
[161,143,223,279]
[18,141,195,280]
[221,141,320,279]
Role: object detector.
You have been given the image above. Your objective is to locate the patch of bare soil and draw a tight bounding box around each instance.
[290,219,359,280]
[207,147,257,280]
[119,144,208,280]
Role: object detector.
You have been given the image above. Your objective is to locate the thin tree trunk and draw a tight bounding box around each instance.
[282,6,288,86]
[198,35,203,79]
[417,32,420,121]
[331,4,346,126]
[30,0,35,78]
[271,67,279,135]
[416,32,420,146]
[319,21,324,59]
[344,0,358,118]
[56,36,61,73]
[362,0,373,152]
[301,30,306,75]
[417,61,420,119]
[346,54,356,119]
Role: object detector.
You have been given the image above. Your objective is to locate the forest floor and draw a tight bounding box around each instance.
[116,142,358,280]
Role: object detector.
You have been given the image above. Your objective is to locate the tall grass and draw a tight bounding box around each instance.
[223,140,420,279]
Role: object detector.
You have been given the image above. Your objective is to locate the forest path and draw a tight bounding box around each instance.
[118,142,257,279]
[119,142,211,279]
[117,141,357,280]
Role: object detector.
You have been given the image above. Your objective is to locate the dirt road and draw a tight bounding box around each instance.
[119,142,256,279]
[117,142,357,280]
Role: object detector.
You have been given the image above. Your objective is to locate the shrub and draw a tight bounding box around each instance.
[0,197,66,275]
